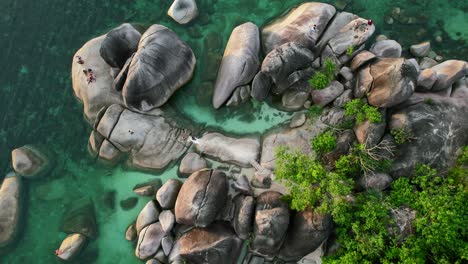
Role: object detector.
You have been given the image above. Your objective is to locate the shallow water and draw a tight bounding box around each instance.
[0,0,466,263]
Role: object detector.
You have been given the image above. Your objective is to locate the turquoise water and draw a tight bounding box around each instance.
[0,0,466,263]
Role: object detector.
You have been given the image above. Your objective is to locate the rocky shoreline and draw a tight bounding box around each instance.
[1,1,467,263]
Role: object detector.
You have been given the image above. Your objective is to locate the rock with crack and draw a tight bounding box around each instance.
[0,172,22,248]
[11,145,53,179]
[174,170,228,227]
[389,93,468,177]
[262,2,336,54]
[279,208,332,261]
[212,22,260,109]
[56,233,87,261]
[251,191,290,258]
[72,36,123,123]
[167,0,198,24]
[367,58,418,108]
[194,133,260,167]
[177,222,243,264]
[135,222,165,260]
[92,104,191,171]
[123,24,196,111]
[99,23,141,69]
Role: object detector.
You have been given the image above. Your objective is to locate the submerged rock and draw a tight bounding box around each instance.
[289,112,306,128]
[156,179,183,209]
[212,22,260,108]
[125,223,137,241]
[178,222,242,264]
[0,173,22,247]
[195,133,260,167]
[167,0,198,24]
[175,170,228,227]
[72,36,123,123]
[262,2,336,53]
[133,179,162,197]
[99,23,141,69]
[410,41,430,57]
[11,145,52,179]
[60,198,97,239]
[251,191,290,258]
[56,233,87,261]
[123,24,196,111]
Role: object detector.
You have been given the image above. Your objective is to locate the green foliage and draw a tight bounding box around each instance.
[308,58,337,90]
[335,143,392,177]
[312,131,337,155]
[274,146,352,212]
[308,72,329,90]
[307,105,323,118]
[344,99,382,124]
[459,146,468,165]
[424,98,435,105]
[346,46,355,56]
[390,128,413,145]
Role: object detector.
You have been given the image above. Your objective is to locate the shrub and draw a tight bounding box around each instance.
[346,46,355,56]
[323,58,337,78]
[344,99,382,124]
[312,131,337,155]
[309,72,329,90]
[390,128,413,145]
[458,146,468,165]
[307,105,323,118]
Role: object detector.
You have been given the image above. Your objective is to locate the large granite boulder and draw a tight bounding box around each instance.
[99,23,141,68]
[212,22,260,108]
[122,25,196,111]
[156,179,183,209]
[11,145,52,179]
[56,233,87,261]
[262,2,336,54]
[72,36,123,123]
[179,152,207,176]
[279,208,332,261]
[92,104,191,171]
[389,93,468,177]
[367,58,418,108]
[0,173,22,247]
[60,198,97,239]
[177,222,242,264]
[175,170,228,227]
[251,191,290,258]
[167,0,198,24]
[430,60,468,91]
[135,222,165,260]
[195,133,260,167]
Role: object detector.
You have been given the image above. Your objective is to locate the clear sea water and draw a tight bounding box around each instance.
[0,0,466,263]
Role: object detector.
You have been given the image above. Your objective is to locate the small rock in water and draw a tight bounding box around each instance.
[56,233,87,261]
[385,16,394,25]
[125,223,137,241]
[120,197,138,210]
[410,41,430,57]
[289,112,306,128]
[167,0,198,24]
[375,35,388,42]
[11,145,53,179]
[133,179,162,196]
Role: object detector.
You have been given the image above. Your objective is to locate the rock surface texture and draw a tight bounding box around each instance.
[167,0,198,24]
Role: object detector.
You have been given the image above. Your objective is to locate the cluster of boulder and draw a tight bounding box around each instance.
[0,145,53,248]
[125,169,332,264]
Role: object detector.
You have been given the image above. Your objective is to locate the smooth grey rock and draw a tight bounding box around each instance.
[311,80,344,106]
[136,222,165,260]
[410,41,430,57]
[123,24,196,111]
[226,85,251,107]
[390,207,416,241]
[289,112,306,128]
[213,22,260,108]
[370,39,402,58]
[113,53,134,91]
[125,223,137,241]
[232,195,255,239]
[56,233,87,261]
[430,60,468,91]
[161,235,174,256]
[0,173,22,247]
[279,209,332,261]
[251,191,290,258]
[327,18,375,57]
[72,36,123,123]
[178,222,242,264]
[281,90,309,111]
[389,93,468,177]
[262,2,336,53]
[315,12,358,53]
[136,200,160,234]
[99,23,141,68]
[417,68,437,91]
[419,57,438,70]
[320,107,347,126]
[167,0,198,24]
[367,58,417,108]
[11,145,52,179]
[231,175,253,195]
[133,179,162,197]
[354,65,373,98]
[350,50,377,71]
[159,210,175,234]
[156,179,183,209]
[353,109,386,147]
[333,89,353,107]
[175,170,228,227]
[451,78,468,99]
[179,152,207,176]
[195,133,260,167]
[339,66,354,81]
[251,72,272,101]
[407,58,420,73]
[154,249,167,263]
[98,139,121,164]
[357,173,393,191]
